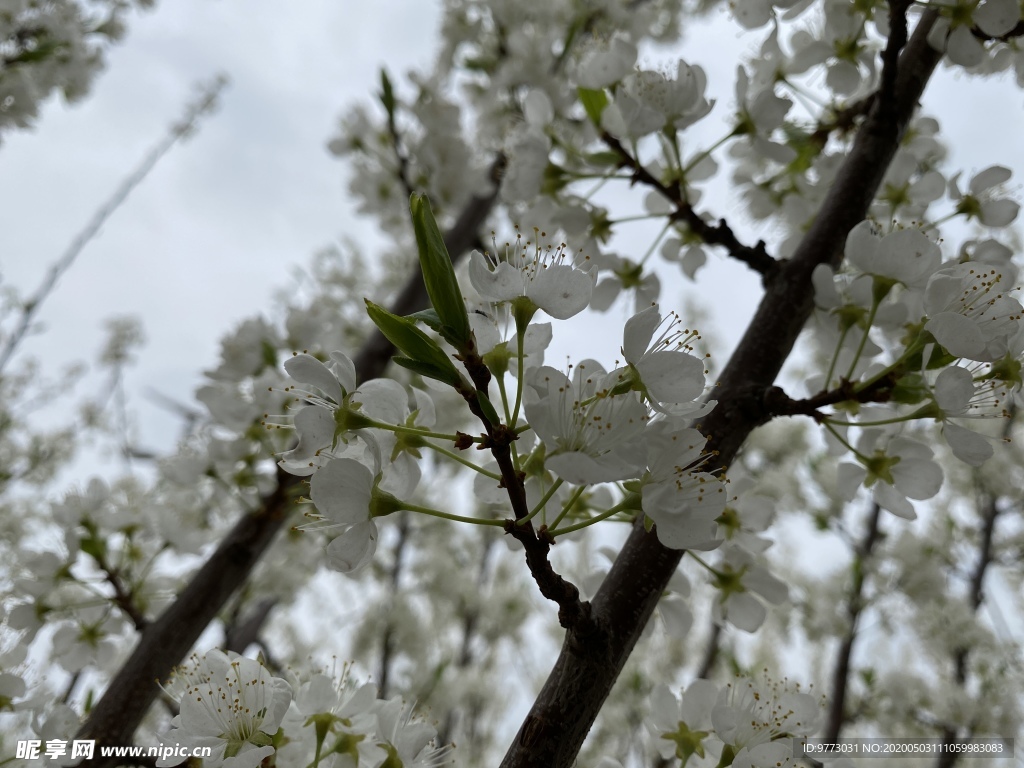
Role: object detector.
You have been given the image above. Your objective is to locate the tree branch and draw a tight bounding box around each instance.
[75,155,507,765]
[500,11,942,767]
[602,133,778,280]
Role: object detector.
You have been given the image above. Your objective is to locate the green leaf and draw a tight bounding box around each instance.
[410,193,472,349]
[393,356,462,386]
[578,87,608,127]
[406,308,444,333]
[365,300,462,387]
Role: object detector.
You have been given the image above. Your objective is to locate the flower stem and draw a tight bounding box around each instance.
[366,419,476,444]
[402,501,507,527]
[547,485,588,531]
[548,499,631,537]
[422,441,502,480]
[518,478,564,526]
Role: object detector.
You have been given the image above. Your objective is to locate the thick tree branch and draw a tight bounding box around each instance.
[76,156,507,765]
[500,11,941,767]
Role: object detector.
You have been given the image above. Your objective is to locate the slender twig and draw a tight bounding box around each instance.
[0,75,228,376]
[601,132,778,280]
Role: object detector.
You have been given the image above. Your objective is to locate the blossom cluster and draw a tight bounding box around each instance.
[157,650,450,768]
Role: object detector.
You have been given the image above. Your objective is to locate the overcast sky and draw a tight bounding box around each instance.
[1,2,1022,480]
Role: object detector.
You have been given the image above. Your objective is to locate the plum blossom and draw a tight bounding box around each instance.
[276,351,369,474]
[647,680,717,763]
[949,165,1020,227]
[925,364,1013,465]
[525,361,649,484]
[641,423,726,550]
[158,651,292,768]
[468,233,596,320]
[608,305,715,417]
[710,545,789,633]
[712,671,821,756]
[844,221,941,291]
[575,36,637,89]
[601,61,713,138]
[306,457,403,573]
[373,696,451,767]
[924,264,1023,362]
[837,430,944,519]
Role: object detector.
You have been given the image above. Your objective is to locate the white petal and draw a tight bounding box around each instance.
[622,305,661,363]
[659,597,694,639]
[637,351,705,404]
[329,352,357,392]
[946,24,985,67]
[281,405,335,461]
[944,422,994,466]
[892,458,943,500]
[926,312,986,359]
[529,265,593,319]
[872,482,917,520]
[837,462,866,500]
[468,251,524,302]
[980,199,1020,227]
[969,165,1013,195]
[723,592,767,632]
[310,459,373,525]
[934,366,974,412]
[285,354,344,403]
[325,521,378,573]
[973,0,1021,38]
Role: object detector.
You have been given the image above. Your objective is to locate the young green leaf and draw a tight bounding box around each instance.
[365,300,463,387]
[410,193,472,349]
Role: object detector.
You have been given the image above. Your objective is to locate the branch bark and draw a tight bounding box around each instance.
[500,11,942,767]
[75,157,506,765]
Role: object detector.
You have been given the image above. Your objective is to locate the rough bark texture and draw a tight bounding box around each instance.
[76,159,505,765]
[500,11,942,767]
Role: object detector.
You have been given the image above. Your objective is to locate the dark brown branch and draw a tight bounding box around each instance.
[824,502,884,742]
[500,11,941,767]
[761,374,897,422]
[456,351,592,631]
[601,133,778,280]
[76,156,507,766]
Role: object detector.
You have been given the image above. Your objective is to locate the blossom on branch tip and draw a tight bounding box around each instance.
[468,232,596,320]
[609,304,714,417]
